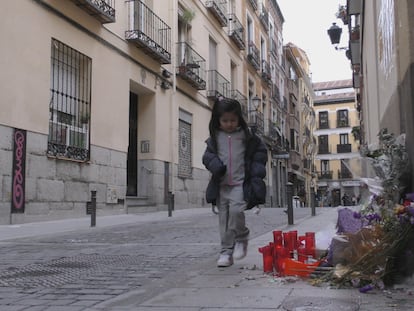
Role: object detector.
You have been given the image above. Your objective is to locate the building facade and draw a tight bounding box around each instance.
[284,43,316,207]
[331,0,414,192]
[1,0,297,224]
[313,80,361,207]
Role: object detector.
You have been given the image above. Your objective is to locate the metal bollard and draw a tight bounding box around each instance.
[286,182,294,225]
[311,187,316,217]
[91,190,96,227]
[167,191,174,217]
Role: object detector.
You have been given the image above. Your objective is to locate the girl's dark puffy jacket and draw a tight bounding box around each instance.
[202,129,268,209]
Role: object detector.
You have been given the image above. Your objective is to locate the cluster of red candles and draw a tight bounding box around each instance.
[258,230,320,277]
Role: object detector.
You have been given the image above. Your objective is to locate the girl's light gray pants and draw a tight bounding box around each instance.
[217,184,250,255]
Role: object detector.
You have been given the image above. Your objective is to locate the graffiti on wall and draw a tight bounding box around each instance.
[378,0,395,78]
[11,128,26,213]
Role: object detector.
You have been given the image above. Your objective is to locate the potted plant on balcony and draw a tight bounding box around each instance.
[335,5,348,25]
[351,126,361,141]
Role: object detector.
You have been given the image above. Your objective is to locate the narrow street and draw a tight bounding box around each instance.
[0,207,311,310]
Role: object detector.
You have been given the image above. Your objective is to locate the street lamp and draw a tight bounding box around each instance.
[252,95,261,110]
[327,23,347,50]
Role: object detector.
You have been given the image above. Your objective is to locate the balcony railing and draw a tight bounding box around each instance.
[247,41,260,70]
[70,0,115,23]
[337,143,352,153]
[265,119,278,141]
[207,70,230,99]
[259,4,269,30]
[288,79,298,96]
[303,159,312,170]
[318,122,330,129]
[318,171,333,180]
[270,38,277,58]
[125,0,171,64]
[248,0,258,11]
[271,83,280,103]
[248,110,264,135]
[261,59,271,83]
[289,151,302,171]
[338,169,353,179]
[205,0,227,27]
[337,119,349,127]
[230,90,248,120]
[176,42,206,90]
[282,96,288,111]
[318,146,330,154]
[228,14,245,50]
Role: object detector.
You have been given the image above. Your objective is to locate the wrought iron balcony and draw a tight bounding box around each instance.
[205,0,227,27]
[288,78,298,96]
[261,59,271,83]
[318,171,333,180]
[318,122,330,129]
[207,70,230,99]
[337,143,352,153]
[273,133,290,155]
[176,42,206,90]
[270,38,278,58]
[125,0,171,64]
[289,152,302,171]
[247,41,260,70]
[259,4,269,30]
[337,119,349,127]
[248,110,264,135]
[338,169,353,179]
[303,159,312,170]
[271,83,280,103]
[265,119,279,141]
[230,90,248,120]
[228,14,245,50]
[248,0,258,11]
[318,146,330,154]
[70,0,115,23]
[283,96,288,111]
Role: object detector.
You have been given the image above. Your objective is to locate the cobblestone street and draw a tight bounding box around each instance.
[0,207,310,310]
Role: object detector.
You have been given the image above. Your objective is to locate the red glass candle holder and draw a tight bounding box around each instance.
[258,245,273,273]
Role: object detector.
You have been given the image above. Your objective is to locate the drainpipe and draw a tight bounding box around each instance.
[169,0,178,210]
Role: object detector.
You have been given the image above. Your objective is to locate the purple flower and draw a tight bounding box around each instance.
[405,192,414,201]
[359,284,374,293]
[353,212,362,219]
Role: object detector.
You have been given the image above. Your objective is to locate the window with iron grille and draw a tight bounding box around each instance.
[48,39,91,161]
[178,110,192,178]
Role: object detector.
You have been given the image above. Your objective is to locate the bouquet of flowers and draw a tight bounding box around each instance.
[314,129,414,290]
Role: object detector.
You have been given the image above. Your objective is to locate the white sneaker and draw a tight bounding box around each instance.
[233,241,248,260]
[217,254,233,267]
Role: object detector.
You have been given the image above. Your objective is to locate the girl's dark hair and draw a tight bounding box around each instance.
[208,97,248,139]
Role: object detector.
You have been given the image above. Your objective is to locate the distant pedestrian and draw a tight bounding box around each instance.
[202,97,267,267]
[342,193,349,206]
[352,195,357,206]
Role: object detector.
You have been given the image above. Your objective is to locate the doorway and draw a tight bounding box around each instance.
[127,92,138,196]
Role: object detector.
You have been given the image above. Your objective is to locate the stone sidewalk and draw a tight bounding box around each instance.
[1,207,414,310]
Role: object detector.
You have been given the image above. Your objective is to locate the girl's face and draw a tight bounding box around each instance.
[219,111,239,133]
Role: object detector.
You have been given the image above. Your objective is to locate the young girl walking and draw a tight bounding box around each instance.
[202,97,267,267]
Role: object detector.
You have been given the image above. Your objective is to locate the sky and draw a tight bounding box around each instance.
[277,0,351,83]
